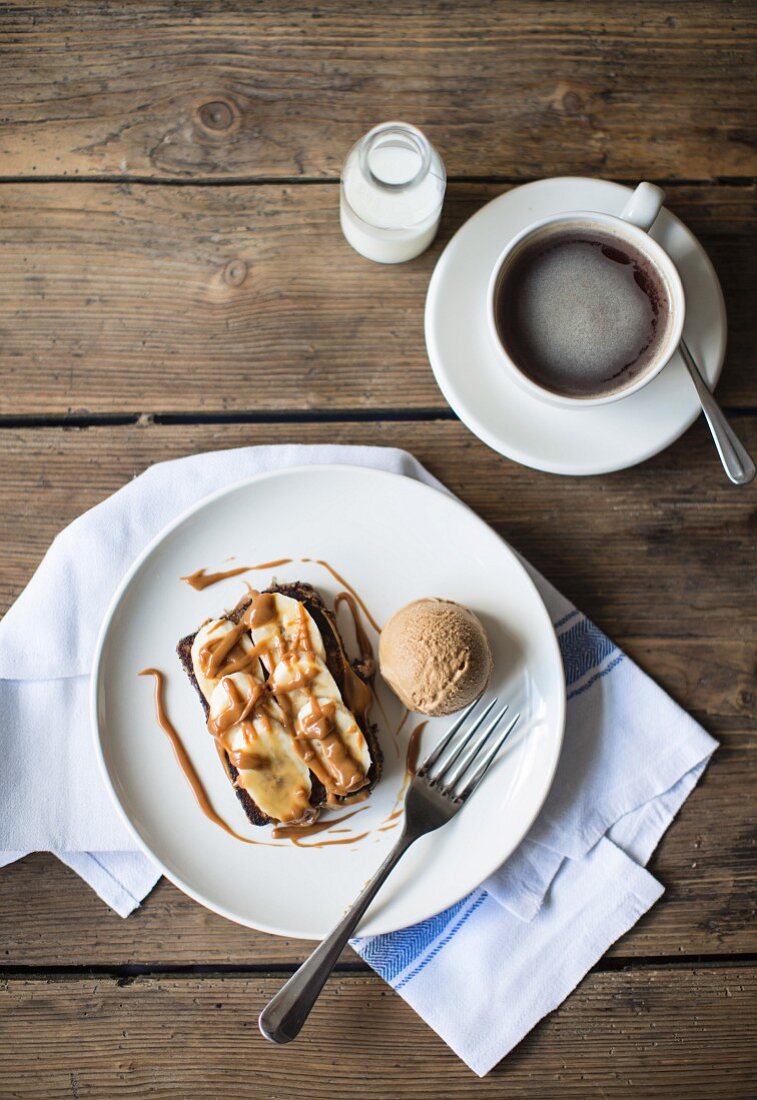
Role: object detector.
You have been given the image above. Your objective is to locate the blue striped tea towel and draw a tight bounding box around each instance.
[0,445,716,1075]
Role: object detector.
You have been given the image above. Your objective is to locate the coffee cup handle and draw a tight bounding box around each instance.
[619,182,665,233]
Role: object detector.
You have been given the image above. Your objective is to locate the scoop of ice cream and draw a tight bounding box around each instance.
[379,598,493,717]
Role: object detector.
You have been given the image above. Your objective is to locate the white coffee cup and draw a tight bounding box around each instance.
[486,182,686,408]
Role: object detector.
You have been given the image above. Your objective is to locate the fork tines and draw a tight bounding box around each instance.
[417,695,519,802]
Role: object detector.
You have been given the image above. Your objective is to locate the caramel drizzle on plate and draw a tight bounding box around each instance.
[377,720,427,833]
[182,557,378,633]
[181,559,294,590]
[394,709,411,740]
[138,668,276,846]
[271,807,366,844]
[334,591,374,669]
[301,558,381,633]
[405,720,426,778]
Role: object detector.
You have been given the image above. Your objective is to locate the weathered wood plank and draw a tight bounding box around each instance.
[0,182,753,414]
[2,1,755,181]
[0,420,753,965]
[0,719,752,967]
[2,420,754,642]
[0,969,754,1097]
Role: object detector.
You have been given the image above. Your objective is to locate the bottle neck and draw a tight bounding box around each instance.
[357,122,432,193]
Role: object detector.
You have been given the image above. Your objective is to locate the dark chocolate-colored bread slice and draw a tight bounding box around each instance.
[177,582,382,826]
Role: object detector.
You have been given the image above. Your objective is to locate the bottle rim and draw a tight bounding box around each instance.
[357,121,432,192]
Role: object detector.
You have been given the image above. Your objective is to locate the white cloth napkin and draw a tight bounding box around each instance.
[0,444,716,1075]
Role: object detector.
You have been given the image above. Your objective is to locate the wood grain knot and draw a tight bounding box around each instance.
[561,91,583,115]
[223,260,248,287]
[546,82,593,117]
[197,100,235,132]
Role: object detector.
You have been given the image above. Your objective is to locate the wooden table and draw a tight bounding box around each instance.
[1,3,755,1096]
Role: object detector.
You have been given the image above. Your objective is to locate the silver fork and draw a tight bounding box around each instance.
[259,695,520,1044]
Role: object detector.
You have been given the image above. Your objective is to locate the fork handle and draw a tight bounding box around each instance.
[259,829,418,1044]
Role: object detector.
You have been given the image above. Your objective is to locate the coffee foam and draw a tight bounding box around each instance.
[496,223,673,398]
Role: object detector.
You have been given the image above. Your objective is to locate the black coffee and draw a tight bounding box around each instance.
[495,227,671,398]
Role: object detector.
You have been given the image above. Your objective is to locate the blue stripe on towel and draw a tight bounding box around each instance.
[395,890,488,991]
[567,652,625,701]
[355,893,474,982]
[553,608,581,630]
[558,616,618,687]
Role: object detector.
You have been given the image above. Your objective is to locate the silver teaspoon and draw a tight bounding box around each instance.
[680,340,754,485]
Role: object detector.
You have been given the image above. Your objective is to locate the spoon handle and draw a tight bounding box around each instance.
[680,340,755,486]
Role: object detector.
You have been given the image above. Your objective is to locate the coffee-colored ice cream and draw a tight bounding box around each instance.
[379,598,493,717]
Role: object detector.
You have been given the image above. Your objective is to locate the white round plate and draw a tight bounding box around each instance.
[426,177,726,475]
[92,465,565,939]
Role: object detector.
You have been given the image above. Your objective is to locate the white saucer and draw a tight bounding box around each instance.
[425,177,726,475]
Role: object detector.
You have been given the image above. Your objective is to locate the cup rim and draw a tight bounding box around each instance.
[486,209,686,408]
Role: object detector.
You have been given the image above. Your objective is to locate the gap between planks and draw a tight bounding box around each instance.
[0,175,755,187]
[0,408,755,430]
[3,955,756,981]
[0,410,458,429]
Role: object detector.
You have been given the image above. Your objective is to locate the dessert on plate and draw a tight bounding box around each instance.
[178,582,381,826]
[379,597,492,716]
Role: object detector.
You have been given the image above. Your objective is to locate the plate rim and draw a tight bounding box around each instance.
[425,175,726,476]
[91,462,567,938]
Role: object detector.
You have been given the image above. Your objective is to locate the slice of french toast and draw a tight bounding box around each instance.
[177,582,381,826]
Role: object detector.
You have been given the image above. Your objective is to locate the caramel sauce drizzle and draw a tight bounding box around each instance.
[334,592,374,670]
[406,720,426,778]
[288,702,366,797]
[273,654,321,694]
[297,695,337,739]
[196,591,278,679]
[208,593,370,802]
[197,622,252,678]
[301,558,381,633]
[182,566,253,591]
[184,559,381,741]
[179,555,382,840]
[307,832,370,848]
[181,559,293,590]
[248,590,278,627]
[294,598,313,653]
[271,807,366,844]
[394,709,410,740]
[256,601,366,799]
[376,809,404,831]
[181,557,378,634]
[340,664,374,729]
[207,676,266,736]
[382,706,410,761]
[333,588,392,732]
[327,787,370,807]
[138,668,274,846]
[376,720,428,833]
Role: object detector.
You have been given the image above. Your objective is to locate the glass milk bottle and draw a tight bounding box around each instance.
[340,122,446,263]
